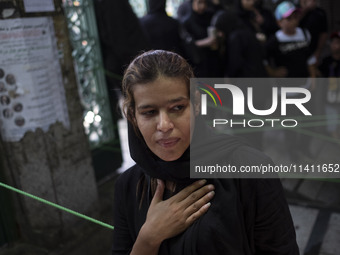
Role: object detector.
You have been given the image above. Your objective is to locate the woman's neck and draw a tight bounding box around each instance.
[165,181,176,193]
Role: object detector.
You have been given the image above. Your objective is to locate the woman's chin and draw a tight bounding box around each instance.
[156,151,183,162]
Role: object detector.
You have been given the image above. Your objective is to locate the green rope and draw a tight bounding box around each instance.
[0,181,114,230]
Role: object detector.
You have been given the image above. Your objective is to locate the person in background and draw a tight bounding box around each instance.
[318,31,340,140]
[234,0,267,43]
[265,1,317,162]
[177,0,192,23]
[177,0,225,24]
[266,1,317,78]
[94,0,149,121]
[213,9,267,78]
[254,0,279,38]
[213,9,269,150]
[181,0,222,77]
[139,0,184,56]
[299,0,328,64]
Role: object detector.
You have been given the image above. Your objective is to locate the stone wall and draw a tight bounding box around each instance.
[0,0,99,247]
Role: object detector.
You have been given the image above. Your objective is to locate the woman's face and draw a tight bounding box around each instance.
[300,0,316,10]
[133,77,195,161]
[192,0,207,14]
[241,0,254,10]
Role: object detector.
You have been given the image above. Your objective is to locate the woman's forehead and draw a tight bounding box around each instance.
[133,77,189,105]
[133,77,189,94]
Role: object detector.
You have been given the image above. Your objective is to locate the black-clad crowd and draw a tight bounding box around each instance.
[138,0,340,150]
[139,0,335,78]
[93,0,340,159]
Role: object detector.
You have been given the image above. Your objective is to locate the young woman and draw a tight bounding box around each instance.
[112,50,299,255]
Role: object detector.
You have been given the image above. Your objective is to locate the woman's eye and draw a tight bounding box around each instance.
[173,105,185,111]
[141,110,156,116]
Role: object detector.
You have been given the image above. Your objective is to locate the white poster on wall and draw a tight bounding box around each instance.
[0,17,69,142]
[23,0,55,13]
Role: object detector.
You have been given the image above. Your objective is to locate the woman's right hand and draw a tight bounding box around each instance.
[140,179,214,246]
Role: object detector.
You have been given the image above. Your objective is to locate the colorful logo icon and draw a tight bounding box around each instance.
[198,81,222,107]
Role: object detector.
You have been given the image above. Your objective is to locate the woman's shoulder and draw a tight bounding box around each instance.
[115,164,145,190]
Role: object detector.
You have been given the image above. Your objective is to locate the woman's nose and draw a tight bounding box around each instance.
[157,112,174,132]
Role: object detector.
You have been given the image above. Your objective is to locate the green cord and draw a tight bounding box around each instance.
[0,181,114,230]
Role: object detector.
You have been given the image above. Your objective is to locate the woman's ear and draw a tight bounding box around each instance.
[194,90,201,116]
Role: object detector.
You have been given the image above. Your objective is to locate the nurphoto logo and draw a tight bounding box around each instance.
[198,81,312,128]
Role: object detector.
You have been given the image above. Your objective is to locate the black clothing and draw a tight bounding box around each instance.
[183,9,212,40]
[266,28,312,78]
[112,118,299,254]
[299,7,328,56]
[214,10,267,77]
[94,0,149,79]
[139,0,184,54]
[213,10,268,150]
[207,1,224,14]
[177,0,191,24]
[266,28,315,158]
[212,9,245,41]
[319,56,340,105]
[227,29,267,77]
[256,4,279,38]
[234,0,260,35]
[112,167,298,255]
[93,0,149,125]
[319,56,340,78]
[182,9,221,77]
[146,0,165,13]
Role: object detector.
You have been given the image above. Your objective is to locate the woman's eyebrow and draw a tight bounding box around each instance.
[137,97,189,110]
[136,104,155,110]
[168,96,189,103]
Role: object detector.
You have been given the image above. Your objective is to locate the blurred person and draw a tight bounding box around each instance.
[266,1,317,78]
[178,0,225,23]
[207,0,225,13]
[140,0,184,55]
[254,0,279,38]
[299,0,328,64]
[234,0,267,43]
[318,31,340,140]
[265,1,317,162]
[94,0,149,118]
[213,9,269,150]
[213,10,267,78]
[177,0,192,23]
[181,0,222,77]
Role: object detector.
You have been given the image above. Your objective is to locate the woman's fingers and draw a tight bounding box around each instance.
[183,189,215,216]
[186,202,212,225]
[179,183,215,208]
[169,179,215,220]
[150,179,165,205]
[174,179,208,201]
[144,179,214,241]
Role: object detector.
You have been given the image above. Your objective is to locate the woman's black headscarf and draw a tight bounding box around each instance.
[147,0,166,14]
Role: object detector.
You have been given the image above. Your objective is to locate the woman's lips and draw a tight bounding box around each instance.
[157,138,180,148]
